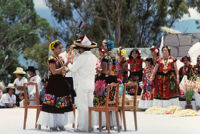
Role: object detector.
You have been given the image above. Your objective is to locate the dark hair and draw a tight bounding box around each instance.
[145,57,154,66]
[16,74,25,77]
[19,93,24,96]
[42,78,48,84]
[53,41,62,49]
[129,48,141,59]
[162,45,171,55]
[181,56,191,62]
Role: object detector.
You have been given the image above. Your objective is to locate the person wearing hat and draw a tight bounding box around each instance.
[13,67,28,106]
[26,66,41,105]
[67,35,98,132]
[0,83,16,108]
[37,40,74,131]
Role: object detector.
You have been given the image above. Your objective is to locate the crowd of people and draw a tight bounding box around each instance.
[0,35,200,132]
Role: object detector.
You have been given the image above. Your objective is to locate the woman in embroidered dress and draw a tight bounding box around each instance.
[94,40,121,130]
[37,40,74,131]
[179,56,195,81]
[150,45,159,65]
[138,58,155,109]
[150,46,179,108]
[116,47,128,83]
[126,49,143,95]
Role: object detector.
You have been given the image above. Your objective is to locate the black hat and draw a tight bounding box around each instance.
[26,66,38,73]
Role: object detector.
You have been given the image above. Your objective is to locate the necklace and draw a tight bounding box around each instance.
[162,57,169,74]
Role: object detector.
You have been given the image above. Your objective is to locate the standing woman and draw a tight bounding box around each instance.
[116,47,128,83]
[150,45,159,65]
[38,40,74,131]
[150,46,179,107]
[127,49,143,95]
[179,56,194,82]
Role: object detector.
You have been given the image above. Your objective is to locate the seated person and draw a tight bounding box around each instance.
[0,84,16,108]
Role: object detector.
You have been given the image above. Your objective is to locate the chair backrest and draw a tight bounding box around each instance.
[105,83,119,108]
[23,83,40,106]
[122,82,138,107]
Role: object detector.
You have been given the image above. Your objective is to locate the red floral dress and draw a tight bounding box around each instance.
[154,57,179,99]
[116,57,128,83]
[141,67,155,100]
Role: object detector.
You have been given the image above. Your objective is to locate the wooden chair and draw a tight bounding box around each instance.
[88,83,120,133]
[72,104,76,128]
[119,82,138,131]
[23,83,42,130]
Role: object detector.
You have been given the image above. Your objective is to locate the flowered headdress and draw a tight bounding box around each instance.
[49,40,60,51]
[102,40,114,51]
[150,45,159,53]
[117,47,126,56]
[180,55,191,62]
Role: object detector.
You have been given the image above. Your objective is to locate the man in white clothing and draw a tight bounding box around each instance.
[67,35,97,132]
[26,66,41,105]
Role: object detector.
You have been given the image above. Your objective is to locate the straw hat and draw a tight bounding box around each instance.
[13,67,26,74]
[6,83,15,89]
[73,35,97,49]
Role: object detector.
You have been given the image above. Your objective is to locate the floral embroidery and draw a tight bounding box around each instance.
[43,94,72,108]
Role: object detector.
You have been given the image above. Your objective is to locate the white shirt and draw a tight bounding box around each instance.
[13,77,28,95]
[0,93,16,107]
[69,51,97,91]
[27,75,41,95]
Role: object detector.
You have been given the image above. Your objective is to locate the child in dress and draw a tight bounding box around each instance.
[138,58,155,109]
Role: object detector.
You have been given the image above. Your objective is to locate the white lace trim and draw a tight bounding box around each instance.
[37,111,74,127]
[138,100,153,109]
[153,98,179,108]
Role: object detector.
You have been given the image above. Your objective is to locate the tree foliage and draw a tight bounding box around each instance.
[45,0,199,48]
[0,0,52,83]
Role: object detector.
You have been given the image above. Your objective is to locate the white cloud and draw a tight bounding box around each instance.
[33,0,48,9]
[181,8,200,20]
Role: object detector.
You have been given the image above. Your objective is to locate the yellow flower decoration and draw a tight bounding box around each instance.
[49,40,60,51]
[121,49,126,56]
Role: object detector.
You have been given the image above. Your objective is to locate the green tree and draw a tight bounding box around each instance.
[0,0,52,83]
[23,42,49,78]
[45,0,198,48]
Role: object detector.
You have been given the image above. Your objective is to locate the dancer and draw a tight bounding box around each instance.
[116,47,128,83]
[150,45,159,65]
[126,49,143,95]
[38,40,74,131]
[150,46,179,107]
[138,58,155,109]
[67,35,97,132]
[179,55,194,81]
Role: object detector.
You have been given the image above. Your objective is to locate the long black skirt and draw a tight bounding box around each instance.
[42,74,73,113]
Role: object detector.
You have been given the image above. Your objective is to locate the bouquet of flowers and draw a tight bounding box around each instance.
[180,77,200,101]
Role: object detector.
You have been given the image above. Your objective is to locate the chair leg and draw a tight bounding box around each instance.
[35,108,40,129]
[23,108,28,130]
[133,109,138,131]
[38,124,41,130]
[72,104,76,128]
[105,111,110,133]
[99,112,102,132]
[88,109,92,132]
[122,110,127,131]
[115,111,120,133]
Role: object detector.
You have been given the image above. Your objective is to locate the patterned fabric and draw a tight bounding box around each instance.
[93,86,116,106]
[116,57,128,83]
[179,64,195,81]
[141,67,154,100]
[154,56,179,99]
[48,56,64,76]
[43,94,73,108]
[128,58,143,72]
